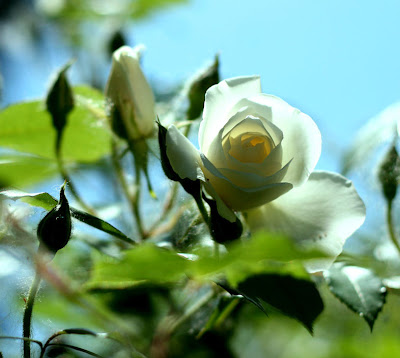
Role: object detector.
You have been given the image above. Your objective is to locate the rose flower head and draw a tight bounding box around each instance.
[164,76,366,271]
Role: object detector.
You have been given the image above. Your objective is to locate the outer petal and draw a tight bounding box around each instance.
[199,76,261,153]
[166,125,204,181]
[246,171,366,272]
[242,94,321,186]
[201,155,293,211]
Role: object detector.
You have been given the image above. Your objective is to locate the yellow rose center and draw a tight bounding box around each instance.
[228,133,272,163]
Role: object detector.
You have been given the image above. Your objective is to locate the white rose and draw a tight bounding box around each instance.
[105,45,156,140]
[165,76,366,270]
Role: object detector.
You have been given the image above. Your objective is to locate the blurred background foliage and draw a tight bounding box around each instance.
[1,0,400,357]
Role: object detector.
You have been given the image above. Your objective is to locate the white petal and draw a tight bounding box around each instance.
[206,113,284,177]
[199,76,261,153]
[246,171,366,272]
[166,125,204,181]
[106,45,156,139]
[244,94,321,186]
[201,155,292,211]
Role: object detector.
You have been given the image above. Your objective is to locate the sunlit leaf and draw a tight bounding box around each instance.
[191,232,326,284]
[86,232,325,291]
[0,154,58,188]
[0,86,110,162]
[324,263,387,331]
[86,245,189,289]
[0,189,57,210]
[41,0,188,20]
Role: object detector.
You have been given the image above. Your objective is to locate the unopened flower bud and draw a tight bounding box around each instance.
[37,183,72,254]
[46,62,74,133]
[378,144,400,202]
[105,45,156,141]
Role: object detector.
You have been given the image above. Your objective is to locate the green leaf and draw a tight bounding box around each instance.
[86,245,189,289]
[196,295,240,338]
[324,263,387,331]
[70,208,134,245]
[191,232,326,285]
[0,154,58,188]
[218,282,267,316]
[0,189,57,210]
[228,274,324,333]
[86,232,328,291]
[59,328,98,336]
[50,0,188,20]
[0,86,110,162]
[0,189,132,243]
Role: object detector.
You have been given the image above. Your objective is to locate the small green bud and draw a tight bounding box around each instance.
[37,183,72,254]
[378,143,400,202]
[46,62,74,133]
[203,194,243,244]
[186,55,219,120]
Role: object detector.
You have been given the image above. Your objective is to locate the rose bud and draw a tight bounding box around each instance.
[37,183,72,255]
[105,45,156,141]
[378,143,400,203]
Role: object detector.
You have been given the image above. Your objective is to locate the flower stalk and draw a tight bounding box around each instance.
[23,271,41,358]
[55,131,93,214]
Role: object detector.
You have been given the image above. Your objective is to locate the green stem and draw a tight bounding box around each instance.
[194,194,210,229]
[132,153,146,240]
[45,343,104,358]
[0,336,43,349]
[168,289,215,334]
[23,271,41,358]
[214,297,240,328]
[147,183,179,237]
[111,141,134,213]
[111,139,146,240]
[214,242,220,260]
[55,131,93,214]
[194,193,221,250]
[386,200,400,254]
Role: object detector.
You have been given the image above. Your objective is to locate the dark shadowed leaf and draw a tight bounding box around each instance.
[324,263,387,331]
[225,274,324,333]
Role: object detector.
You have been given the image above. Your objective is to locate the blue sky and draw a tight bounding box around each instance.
[1,0,400,235]
[2,0,400,173]
[131,0,400,172]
